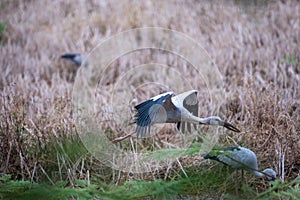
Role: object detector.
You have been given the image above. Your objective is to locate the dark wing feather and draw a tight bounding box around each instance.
[134,93,173,137]
[162,93,178,112]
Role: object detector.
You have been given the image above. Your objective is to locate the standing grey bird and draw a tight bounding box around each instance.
[133,90,240,137]
[61,53,86,66]
[203,146,277,180]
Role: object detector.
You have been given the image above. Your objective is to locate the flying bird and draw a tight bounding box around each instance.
[203,146,276,180]
[133,90,240,137]
[61,53,86,66]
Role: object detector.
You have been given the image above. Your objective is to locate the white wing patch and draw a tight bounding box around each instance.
[171,90,198,107]
[150,91,174,101]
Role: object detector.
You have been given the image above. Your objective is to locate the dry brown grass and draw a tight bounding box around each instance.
[0,0,299,188]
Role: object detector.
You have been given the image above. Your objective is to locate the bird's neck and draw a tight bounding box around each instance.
[186,114,210,125]
[181,110,220,126]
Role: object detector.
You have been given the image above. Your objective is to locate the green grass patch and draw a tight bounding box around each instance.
[0,21,7,45]
[281,55,300,66]
[2,171,299,199]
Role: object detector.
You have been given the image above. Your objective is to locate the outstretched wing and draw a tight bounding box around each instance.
[134,92,174,137]
[175,90,198,133]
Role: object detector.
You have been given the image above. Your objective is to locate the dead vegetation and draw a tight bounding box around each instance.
[0,0,299,195]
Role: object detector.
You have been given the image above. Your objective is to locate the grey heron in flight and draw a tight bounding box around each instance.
[133,90,240,137]
[203,146,276,180]
[61,53,86,66]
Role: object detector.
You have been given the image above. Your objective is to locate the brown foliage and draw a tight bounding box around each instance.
[0,0,299,183]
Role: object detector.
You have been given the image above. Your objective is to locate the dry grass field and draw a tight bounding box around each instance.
[0,0,299,199]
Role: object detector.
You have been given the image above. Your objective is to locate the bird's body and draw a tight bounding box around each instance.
[61,53,86,66]
[203,146,276,180]
[133,90,240,137]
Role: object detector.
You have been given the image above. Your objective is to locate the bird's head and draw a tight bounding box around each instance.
[206,116,240,132]
[206,116,222,125]
[262,168,277,181]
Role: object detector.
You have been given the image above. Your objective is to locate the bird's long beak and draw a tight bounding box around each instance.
[223,121,240,132]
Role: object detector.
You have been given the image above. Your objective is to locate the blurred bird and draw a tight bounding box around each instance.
[203,146,277,180]
[61,53,86,66]
[133,90,240,137]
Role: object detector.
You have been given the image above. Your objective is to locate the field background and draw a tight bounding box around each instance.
[0,0,299,199]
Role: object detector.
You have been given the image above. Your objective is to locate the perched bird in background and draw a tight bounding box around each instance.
[203,146,277,181]
[59,53,88,82]
[61,53,86,67]
[133,90,240,137]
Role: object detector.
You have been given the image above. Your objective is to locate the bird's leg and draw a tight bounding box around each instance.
[180,132,186,147]
[241,169,244,185]
[234,170,239,196]
[112,131,135,143]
